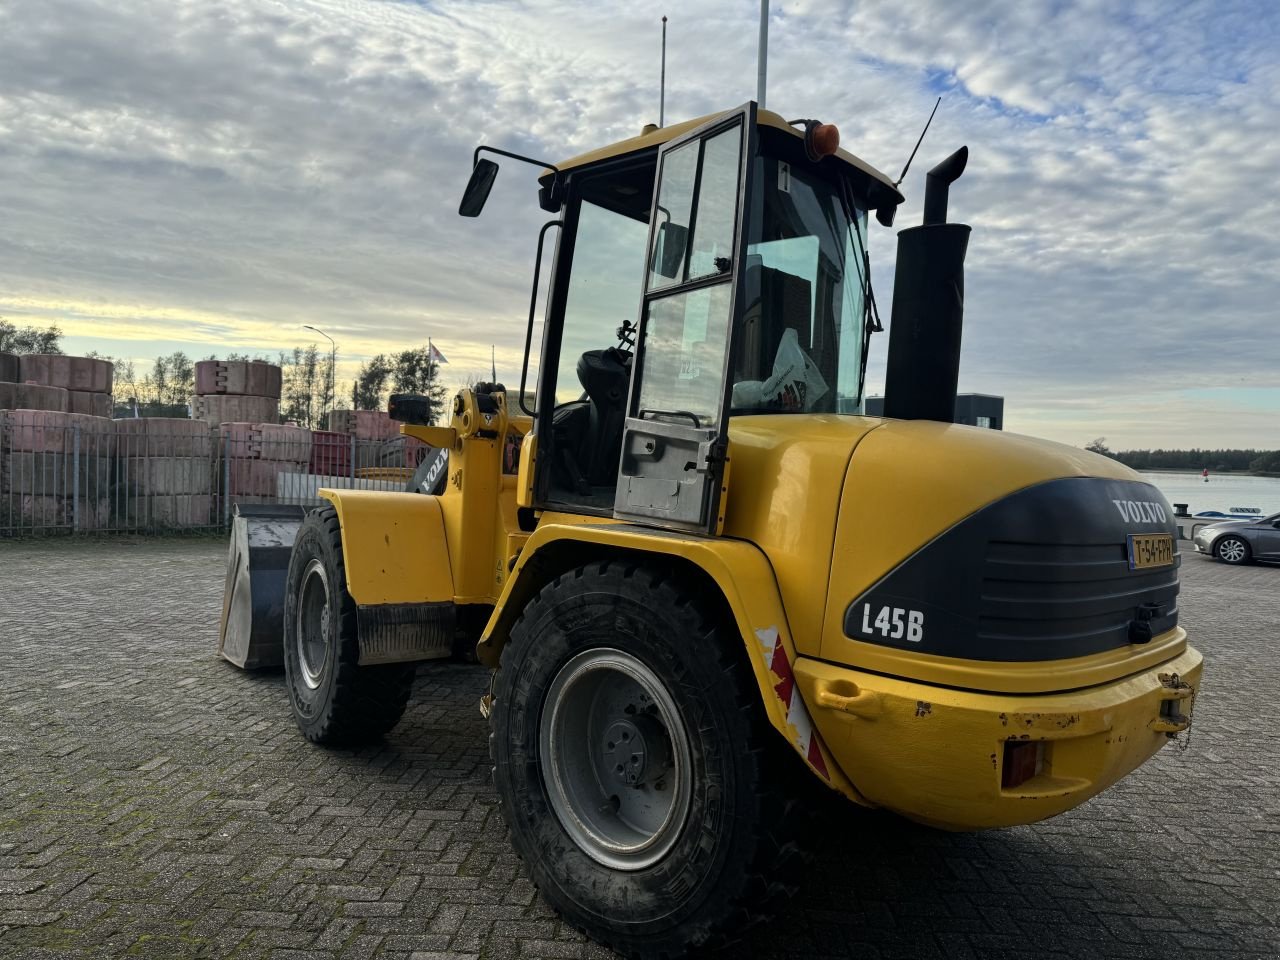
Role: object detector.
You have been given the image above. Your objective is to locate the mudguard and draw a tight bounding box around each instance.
[478,521,866,804]
[319,489,453,605]
[319,488,457,664]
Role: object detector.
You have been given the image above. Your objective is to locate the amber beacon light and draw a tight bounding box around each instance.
[804,120,840,160]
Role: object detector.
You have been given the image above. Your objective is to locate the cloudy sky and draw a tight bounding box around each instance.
[1,0,1275,448]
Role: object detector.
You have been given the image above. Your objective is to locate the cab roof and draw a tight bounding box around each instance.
[544,106,905,211]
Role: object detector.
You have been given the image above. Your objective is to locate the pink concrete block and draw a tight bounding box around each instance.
[225,458,280,497]
[255,423,312,464]
[70,357,113,393]
[14,355,109,391]
[67,390,113,417]
[146,494,212,527]
[1,410,69,453]
[327,408,399,440]
[114,418,213,457]
[191,394,279,426]
[194,360,220,395]
[15,383,69,412]
[129,457,212,496]
[17,354,67,388]
[217,422,260,459]
[193,360,282,399]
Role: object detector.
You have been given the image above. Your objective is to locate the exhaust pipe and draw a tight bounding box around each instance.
[883,147,971,423]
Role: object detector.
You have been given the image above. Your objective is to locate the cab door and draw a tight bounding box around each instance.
[614,103,757,533]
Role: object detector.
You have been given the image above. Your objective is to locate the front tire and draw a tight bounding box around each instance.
[490,561,806,958]
[282,505,416,744]
[1215,535,1251,565]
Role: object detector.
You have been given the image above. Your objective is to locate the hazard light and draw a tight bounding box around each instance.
[804,121,840,161]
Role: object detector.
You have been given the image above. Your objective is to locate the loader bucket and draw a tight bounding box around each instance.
[218,503,308,669]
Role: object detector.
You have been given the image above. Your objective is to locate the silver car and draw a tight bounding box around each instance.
[1192,512,1280,564]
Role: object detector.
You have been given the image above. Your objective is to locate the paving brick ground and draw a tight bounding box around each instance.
[1,539,1277,960]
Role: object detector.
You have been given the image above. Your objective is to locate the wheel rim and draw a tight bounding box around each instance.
[296,558,331,689]
[539,649,693,872]
[1219,539,1246,562]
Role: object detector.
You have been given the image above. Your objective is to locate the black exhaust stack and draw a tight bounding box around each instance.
[883,146,971,423]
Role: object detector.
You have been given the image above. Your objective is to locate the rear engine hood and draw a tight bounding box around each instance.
[820,420,1187,694]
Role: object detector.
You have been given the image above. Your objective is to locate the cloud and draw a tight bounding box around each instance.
[0,0,1275,448]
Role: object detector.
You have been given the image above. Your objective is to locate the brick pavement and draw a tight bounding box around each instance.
[0,540,1277,959]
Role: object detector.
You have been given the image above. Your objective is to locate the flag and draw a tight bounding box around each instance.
[429,341,449,364]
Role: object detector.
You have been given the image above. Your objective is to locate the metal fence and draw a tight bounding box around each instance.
[0,414,427,536]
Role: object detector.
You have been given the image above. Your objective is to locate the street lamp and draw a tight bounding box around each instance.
[303,325,337,427]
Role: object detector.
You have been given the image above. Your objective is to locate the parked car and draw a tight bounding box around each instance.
[1192,513,1280,564]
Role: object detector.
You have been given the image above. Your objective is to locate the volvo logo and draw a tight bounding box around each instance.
[1112,499,1167,524]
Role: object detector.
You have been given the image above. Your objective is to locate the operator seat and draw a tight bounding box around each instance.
[550,346,631,497]
[576,347,631,486]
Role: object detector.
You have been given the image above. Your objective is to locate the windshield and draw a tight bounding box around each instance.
[731,155,869,415]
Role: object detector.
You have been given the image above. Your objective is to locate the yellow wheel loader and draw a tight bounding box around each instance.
[219,102,1201,958]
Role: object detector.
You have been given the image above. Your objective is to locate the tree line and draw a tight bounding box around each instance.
[1085,440,1280,475]
[0,319,63,355]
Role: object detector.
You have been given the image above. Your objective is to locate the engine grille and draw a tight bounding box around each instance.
[979,540,1179,656]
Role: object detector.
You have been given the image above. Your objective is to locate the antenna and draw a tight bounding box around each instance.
[660,16,668,127]
[894,96,942,188]
[757,0,769,108]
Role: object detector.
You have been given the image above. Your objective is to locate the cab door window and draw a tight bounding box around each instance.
[639,123,743,428]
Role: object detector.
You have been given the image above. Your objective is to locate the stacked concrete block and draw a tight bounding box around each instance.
[0,382,69,413]
[216,421,311,500]
[326,409,405,471]
[191,360,282,426]
[195,359,282,397]
[114,418,214,529]
[327,409,400,441]
[190,393,280,426]
[18,355,112,393]
[309,430,352,476]
[0,410,115,530]
[115,418,213,458]
[5,354,114,417]
[68,391,113,417]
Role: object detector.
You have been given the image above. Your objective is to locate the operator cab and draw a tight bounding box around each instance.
[467,104,903,530]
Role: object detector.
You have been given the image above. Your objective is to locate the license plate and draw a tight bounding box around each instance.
[1128,533,1174,570]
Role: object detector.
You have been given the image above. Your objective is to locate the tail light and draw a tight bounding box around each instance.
[1001,740,1045,790]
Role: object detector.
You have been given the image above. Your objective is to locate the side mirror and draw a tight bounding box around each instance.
[459,159,500,217]
[652,221,689,279]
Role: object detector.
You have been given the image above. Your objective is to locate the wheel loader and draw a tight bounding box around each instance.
[218,102,1202,958]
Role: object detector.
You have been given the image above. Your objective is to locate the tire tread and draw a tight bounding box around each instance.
[490,559,814,959]
[287,505,415,745]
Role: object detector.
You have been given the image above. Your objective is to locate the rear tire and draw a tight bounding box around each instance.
[490,560,807,958]
[283,505,416,744]
[1215,535,1251,565]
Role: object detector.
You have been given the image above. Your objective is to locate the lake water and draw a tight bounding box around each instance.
[1138,471,1280,515]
